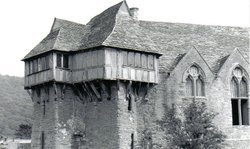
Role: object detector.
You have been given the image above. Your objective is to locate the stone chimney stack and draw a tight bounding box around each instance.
[130,7,139,19]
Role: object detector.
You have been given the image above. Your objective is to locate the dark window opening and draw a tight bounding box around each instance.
[127,94,132,111]
[56,53,69,69]
[131,133,134,149]
[230,70,249,125]
[63,55,69,68]
[241,100,249,125]
[56,53,62,67]
[43,101,46,116]
[232,100,239,125]
[41,131,45,149]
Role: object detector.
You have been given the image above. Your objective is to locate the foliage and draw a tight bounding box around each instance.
[15,124,32,139]
[159,100,226,149]
[0,75,33,137]
[139,129,153,149]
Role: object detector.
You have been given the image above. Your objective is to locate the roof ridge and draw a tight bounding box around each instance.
[102,2,125,46]
[52,28,62,50]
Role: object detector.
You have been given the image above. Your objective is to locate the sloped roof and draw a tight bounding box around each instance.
[139,21,249,72]
[23,18,86,60]
[23,1,249,73]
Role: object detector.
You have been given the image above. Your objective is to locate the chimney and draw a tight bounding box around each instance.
[130,7,139,20]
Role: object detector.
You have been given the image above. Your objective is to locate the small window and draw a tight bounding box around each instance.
[56,53,69,68]
[63,55,69,68]
[128,52,135,67]
[57,53,62,67]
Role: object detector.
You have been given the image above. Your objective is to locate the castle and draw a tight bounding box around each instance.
[23,1,250,149]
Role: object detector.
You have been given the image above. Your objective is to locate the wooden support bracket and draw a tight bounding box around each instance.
[26,89,34,101]
[82,82,94,102]
[53,82,58,100]
[62,84,66,100]
[89,82,101,99]
[73,84,84,102]
[99,81,109,98]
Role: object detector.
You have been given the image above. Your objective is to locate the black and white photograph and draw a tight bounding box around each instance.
[0,0,249,148]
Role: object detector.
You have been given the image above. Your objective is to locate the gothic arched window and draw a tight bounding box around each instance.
[186,76,194,96]
[185,65,205,97]
[231,67,249,125]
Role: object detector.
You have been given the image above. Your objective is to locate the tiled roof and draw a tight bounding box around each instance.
[23,1,249,73]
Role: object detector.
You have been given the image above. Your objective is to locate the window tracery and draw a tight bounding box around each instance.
[231,67,249,125]
[184,65,205,97]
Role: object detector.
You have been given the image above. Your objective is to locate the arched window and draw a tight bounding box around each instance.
[186,76,194,96]
[240,79,248,97]
[231,67,249,125]
[196,77,204,96]
[231,77,239,98]
[185,65,205,97]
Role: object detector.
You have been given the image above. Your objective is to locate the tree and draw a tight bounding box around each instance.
[14,124,32,139]
[159,100,226,149]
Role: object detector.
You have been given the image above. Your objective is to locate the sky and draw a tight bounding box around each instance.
[0,0,249,77]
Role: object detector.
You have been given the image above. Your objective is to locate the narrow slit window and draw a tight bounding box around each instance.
[127,95,132,111]
[41,131,45,149]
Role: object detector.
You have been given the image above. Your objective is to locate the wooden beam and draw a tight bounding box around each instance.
[73,84,84,102]
[62,84,66,100]
[89,82,101,99]
[82,82,94,102]
[26,89,33,101]
[53,82,58,100]
[99,81,109,98]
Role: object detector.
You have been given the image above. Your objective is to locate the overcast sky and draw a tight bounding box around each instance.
[0,0,249,77]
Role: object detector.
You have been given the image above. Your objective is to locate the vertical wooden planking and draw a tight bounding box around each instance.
[141,53,147,68]
[154,55,158,83]
[97,49,104,66]
[82,52,87,68]
[136,69,142,81]
[122,68,129,79]
[148,55,154,69]
[105,48,112,66]
[52,52,57,79]
[92,50,97,67]
[117,50,122,79]
[122,51,128,66]
[111,49,117,79]
[135,53,141,67]
[25,62,29,76]
[86,51,91,67]
[130,68,135,80]
[128,51,134,67]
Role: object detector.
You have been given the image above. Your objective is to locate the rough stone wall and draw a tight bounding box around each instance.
[31,82,140,149]
[31,84,85,149]
[151,49,250,149]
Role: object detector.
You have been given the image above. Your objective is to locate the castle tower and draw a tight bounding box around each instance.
[23,1,161,149]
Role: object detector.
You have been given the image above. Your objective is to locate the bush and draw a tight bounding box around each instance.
[159,100,226,149]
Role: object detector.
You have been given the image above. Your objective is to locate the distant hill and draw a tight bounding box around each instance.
[0,75,33,137]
